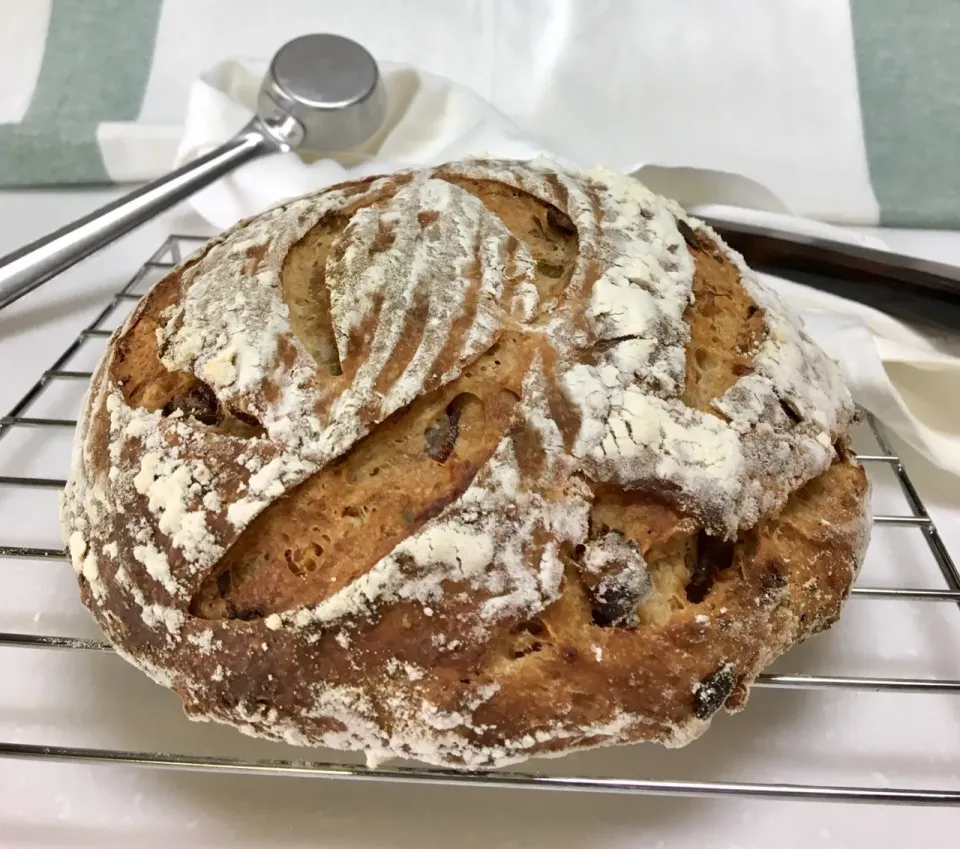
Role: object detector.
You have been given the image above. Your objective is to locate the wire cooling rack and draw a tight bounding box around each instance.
[1,234,959,807]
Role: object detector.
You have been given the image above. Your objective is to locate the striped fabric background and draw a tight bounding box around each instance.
[0,0,958,226]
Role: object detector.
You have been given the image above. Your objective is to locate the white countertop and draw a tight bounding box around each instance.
[1,189,958,849]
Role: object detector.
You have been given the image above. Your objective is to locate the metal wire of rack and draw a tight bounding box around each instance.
[1,234,959,806]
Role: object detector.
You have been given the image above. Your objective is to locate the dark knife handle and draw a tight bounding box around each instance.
[698,215,960,331]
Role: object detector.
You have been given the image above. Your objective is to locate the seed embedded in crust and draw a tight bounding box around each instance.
[676,218,701,250]
[779,398,804,425]
[424,405,460,463]
[686,532,735,604]
[228,606,263,622]
[216,571,232,598]
[424,393,482,463]
[161,381,222,426]
[535,260,565,279]
[574,532,650,628]
[229,407,262,429]
[692,662,736,719]
[546,206,576,237]
[591,567,648,628]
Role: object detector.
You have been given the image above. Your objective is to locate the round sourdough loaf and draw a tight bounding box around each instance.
[61,158,870,768]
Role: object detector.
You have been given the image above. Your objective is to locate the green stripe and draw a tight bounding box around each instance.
[851,0,960,227]
[0,0,163,186]
[0,125,113,186]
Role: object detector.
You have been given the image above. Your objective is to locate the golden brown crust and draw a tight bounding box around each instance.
[61,159,870,768]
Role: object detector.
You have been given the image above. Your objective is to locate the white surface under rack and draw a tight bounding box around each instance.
[1,234,959,846]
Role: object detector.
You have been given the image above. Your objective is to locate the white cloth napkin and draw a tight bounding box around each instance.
[175,59,960,476]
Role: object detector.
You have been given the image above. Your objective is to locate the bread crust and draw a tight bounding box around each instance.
[61,160,870,768]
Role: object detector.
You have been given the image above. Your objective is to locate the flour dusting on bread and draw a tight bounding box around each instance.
[61,158,869,769]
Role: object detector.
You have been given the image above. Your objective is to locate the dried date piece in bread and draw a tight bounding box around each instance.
[62,159,870,769]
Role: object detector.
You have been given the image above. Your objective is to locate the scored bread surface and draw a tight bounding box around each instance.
[61,158,870,768]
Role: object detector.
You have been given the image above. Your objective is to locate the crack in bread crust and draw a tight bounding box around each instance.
[61,159,870,769]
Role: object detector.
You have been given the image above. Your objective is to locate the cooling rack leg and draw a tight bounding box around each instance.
[866,413,960,602]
